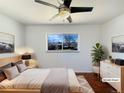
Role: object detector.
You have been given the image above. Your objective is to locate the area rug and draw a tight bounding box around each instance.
[77,75,95,93]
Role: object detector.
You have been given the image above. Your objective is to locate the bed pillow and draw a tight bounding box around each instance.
[0,63,13,82]
[17,63,27,73]
[3,66,20,80]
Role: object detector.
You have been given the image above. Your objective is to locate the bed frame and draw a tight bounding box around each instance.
[0,89,82,93]
[0,56,82,93]
[0,55,21,67]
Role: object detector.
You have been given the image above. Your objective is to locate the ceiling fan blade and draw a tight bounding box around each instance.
[35,0,59,9]
[71,7,93,13]
[64,0,72,8]
[67,16,72,23]
[49,14,59,21]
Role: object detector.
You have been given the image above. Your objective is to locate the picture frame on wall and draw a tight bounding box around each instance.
[0,32,15,53]
[112,35,124,53]
[47,33,79,53]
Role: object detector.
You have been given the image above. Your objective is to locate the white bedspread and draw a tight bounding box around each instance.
[0,68,81,92]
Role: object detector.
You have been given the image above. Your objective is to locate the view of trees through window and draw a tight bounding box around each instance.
[48,34,78,51]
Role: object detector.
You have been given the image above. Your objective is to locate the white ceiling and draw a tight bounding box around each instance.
[0,0,124,25]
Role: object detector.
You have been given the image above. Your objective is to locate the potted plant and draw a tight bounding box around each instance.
[91,43,105,74]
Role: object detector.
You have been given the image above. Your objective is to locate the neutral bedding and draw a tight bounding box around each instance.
[0,68,81,92]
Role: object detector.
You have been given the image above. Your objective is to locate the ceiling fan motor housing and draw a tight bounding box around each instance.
[59,5,71,18]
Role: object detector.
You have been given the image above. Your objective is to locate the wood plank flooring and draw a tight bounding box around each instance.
[77,73,117,93]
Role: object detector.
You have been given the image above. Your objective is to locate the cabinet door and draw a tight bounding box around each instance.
[100,62,109,78]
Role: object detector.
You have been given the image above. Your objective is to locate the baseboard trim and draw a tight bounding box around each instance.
[75,72,94,75]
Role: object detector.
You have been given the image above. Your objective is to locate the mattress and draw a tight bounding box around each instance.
[0,68,81,92]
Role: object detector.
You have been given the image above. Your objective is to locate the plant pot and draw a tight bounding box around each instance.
[93,66,100,74]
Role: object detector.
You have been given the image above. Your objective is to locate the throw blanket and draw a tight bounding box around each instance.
[41,68,69,93]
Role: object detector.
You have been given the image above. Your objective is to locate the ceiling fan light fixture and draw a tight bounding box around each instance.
[59,10,70,19]
[58,7,71,19]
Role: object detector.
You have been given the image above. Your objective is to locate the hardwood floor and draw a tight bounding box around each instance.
[77,73,117,93]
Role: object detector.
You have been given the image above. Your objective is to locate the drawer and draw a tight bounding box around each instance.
[101,62,108,67]
[101,63,112,69]
[101,66,110,70]
[111,73,120,78]
[101,72,110,78]
[113,66,120,72]
[101,69,120,78]
[106,64,113,69]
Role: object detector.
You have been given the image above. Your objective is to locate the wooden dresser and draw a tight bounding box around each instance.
[100,60,124,93]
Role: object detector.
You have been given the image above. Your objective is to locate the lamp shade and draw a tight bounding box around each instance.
[21,55,31,60]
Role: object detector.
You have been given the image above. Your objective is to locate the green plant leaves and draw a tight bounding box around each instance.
[91,43,105,66]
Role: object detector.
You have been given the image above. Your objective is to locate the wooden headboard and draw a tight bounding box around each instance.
[0,55,21,67]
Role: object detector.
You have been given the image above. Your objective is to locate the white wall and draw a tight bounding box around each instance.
[25,25,101,72]
[0,14,25,58]
[101,14,124,59]
[1,11,124,72]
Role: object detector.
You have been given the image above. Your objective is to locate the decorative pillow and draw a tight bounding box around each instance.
[0,63,13,82]
[17,63,27,73]
[3,66,20,80]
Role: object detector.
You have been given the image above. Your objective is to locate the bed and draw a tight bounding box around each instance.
[0,68,81,93]
[0,56,82,93]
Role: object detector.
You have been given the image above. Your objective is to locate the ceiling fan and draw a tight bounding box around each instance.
[35,0,93,23]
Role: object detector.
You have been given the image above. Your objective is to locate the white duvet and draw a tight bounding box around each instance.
[0,68,81,92]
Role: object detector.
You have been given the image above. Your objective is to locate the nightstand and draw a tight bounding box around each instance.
[21,54,38,68]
